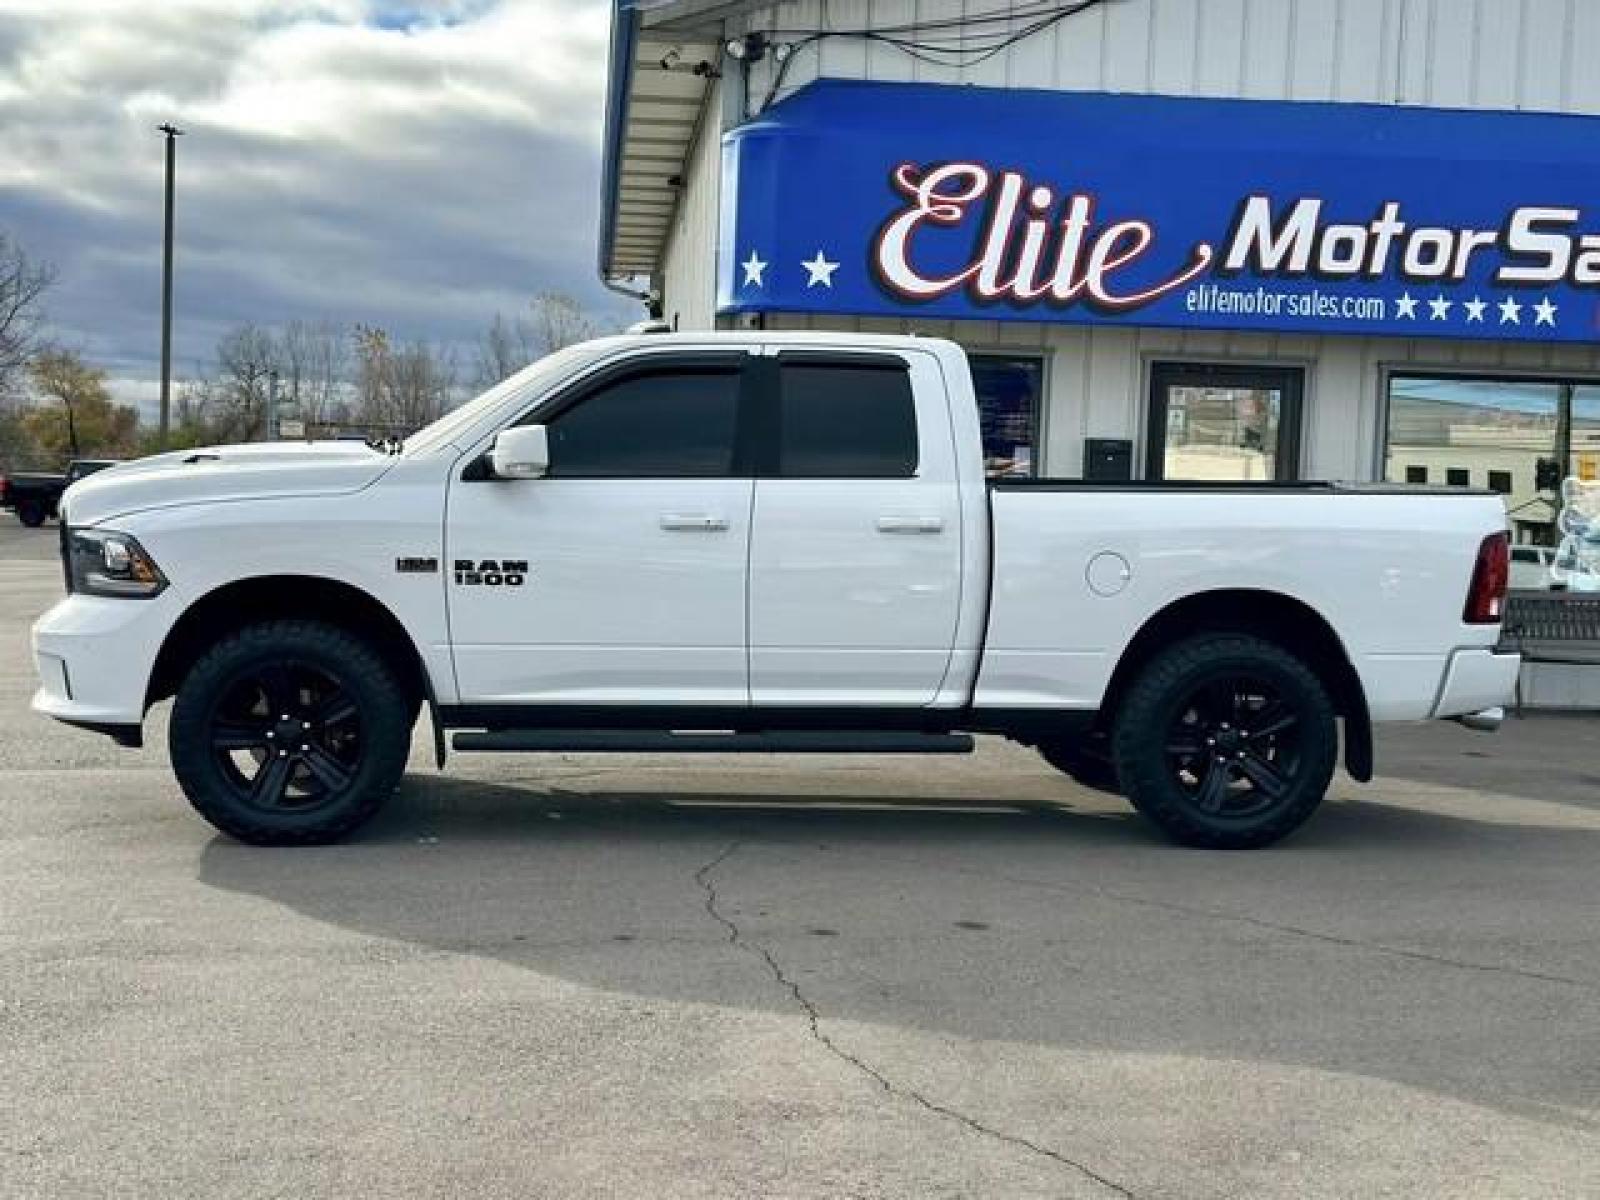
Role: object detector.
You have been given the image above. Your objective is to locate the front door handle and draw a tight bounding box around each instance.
[660,513,729,532]
[877,515,945,534]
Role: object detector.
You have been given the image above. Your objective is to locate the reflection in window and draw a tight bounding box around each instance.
[1384,375,1600,590]
[970,356,1042,478]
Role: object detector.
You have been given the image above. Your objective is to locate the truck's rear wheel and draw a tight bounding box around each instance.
[16,502,45,528]
[169,620,412,845]
[1112,634,1336,849]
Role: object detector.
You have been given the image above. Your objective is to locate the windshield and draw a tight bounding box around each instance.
[401,340,613,457]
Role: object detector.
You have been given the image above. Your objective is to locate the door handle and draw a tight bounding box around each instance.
[660,514,729,532]
[876,515,945,534]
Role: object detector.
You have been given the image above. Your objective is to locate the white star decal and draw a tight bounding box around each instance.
[1533,296,1559,327]
[1498,296,1523,325]
[1463,296,1487,323]
[1428,295,1453,321]
[1394,292,1419,320]
[740,250,767,288]
[801,250,839,289]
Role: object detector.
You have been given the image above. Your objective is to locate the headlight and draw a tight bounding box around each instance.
[68,529,168,598]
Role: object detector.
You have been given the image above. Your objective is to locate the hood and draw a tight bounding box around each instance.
[61,441,398,527]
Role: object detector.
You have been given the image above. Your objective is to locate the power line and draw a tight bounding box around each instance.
[754,0,1112,114]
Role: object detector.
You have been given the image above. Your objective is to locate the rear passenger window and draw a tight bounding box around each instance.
[777,360,917,478]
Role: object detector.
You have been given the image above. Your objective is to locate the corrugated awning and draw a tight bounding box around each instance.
[599,3,719,281]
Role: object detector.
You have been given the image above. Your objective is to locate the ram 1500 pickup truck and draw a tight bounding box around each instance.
[31,333,1518,848]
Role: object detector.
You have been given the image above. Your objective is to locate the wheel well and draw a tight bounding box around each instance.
[1097,589,1368,741]
[146,576,428,713]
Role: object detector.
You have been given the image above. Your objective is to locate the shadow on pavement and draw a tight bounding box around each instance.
[197,772,1600,1131]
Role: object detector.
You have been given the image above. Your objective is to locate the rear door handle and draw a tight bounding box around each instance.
[877,515,945,534]
[660,513,729,532]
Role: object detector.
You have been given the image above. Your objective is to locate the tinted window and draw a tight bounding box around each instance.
[1447,467,1470,487]
[1405,465,1428,484]
[777,361,917,477]
[544,365,740,478]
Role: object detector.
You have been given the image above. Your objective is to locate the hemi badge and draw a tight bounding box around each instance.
[396,557,439,574]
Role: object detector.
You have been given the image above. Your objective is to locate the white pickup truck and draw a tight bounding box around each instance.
[32,332,1518,848]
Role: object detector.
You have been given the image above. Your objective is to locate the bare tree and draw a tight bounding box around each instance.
[213,323,280,441]
[354,324,455,432]
[528,292,601,356]
[0,232,57,400]
[473,292,606,389]
[278,319,349,426]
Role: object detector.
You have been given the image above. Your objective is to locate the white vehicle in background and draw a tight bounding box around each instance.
[1510,543,1557,591]
[32,333,1518,849]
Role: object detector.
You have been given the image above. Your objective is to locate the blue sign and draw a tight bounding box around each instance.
[718,81,1600,343]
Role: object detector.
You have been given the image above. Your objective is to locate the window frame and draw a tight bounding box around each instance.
[1376,366,1600,481]
[967,352,1045,479]
[1145,361,1306,483]
[751,350,922,480]
[498,351,758,480]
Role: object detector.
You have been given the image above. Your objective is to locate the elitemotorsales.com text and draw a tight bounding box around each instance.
[1186,284,1387,321]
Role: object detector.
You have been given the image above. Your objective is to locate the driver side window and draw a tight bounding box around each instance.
[536,363,743,479]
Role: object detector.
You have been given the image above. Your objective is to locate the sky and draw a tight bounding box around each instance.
[0,0,640,416]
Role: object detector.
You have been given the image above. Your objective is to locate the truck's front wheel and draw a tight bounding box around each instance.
[169,620,412,845]
[1112,634,1337,849]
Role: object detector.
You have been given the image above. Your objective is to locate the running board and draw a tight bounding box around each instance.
[451,729,975,754]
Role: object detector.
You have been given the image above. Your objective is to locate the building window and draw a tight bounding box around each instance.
[1384,373,1600,590]
[1406,465,1428,484]
[969,355,1042,477]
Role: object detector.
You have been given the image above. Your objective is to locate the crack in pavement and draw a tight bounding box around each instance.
[851,849,1599,996]
[693,840,1136,1199]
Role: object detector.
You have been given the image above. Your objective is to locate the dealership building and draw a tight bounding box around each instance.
[598,0,1600,701]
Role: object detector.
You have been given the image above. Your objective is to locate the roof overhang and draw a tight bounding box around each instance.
[598,2,724,284]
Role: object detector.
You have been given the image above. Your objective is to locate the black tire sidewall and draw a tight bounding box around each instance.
[169,621,411,845]
[1113,634,1337,849]
[17,504,44,527]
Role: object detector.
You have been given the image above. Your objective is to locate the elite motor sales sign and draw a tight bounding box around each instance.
[717,81,1600,342]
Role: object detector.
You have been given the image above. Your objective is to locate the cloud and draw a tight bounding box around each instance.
[0,0,638,414]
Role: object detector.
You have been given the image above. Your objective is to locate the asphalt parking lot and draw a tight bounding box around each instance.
[2,517,1597,1199]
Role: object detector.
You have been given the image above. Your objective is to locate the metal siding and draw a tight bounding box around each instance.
[660,78,723,329]
[732,0,1596,112]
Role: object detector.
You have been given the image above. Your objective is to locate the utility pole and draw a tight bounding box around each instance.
[157,123,183,448]
[268,368,280,441]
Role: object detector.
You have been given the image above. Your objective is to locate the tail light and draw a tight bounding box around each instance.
[1463,532,1510,624]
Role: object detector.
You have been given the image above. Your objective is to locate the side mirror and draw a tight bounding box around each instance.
[490,425,549,479]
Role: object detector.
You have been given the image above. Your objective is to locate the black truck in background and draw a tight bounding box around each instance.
[0,459,118,527]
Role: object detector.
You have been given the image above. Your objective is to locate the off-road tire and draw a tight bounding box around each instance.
[1113,633,1337,849]
[169,620,412,845]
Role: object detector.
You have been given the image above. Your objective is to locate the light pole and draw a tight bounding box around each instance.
[157,123,183,448]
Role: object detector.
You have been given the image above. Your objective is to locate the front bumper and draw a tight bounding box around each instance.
[31,590,179,729]
[1430,647,1522,720]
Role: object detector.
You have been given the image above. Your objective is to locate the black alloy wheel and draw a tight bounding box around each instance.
[170,620,411,845]
[1113,634,1337,849]
[209,660,364,814]
[1162,676,1303,821]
